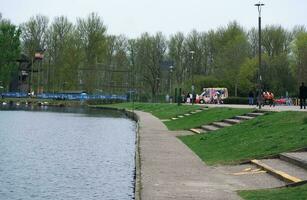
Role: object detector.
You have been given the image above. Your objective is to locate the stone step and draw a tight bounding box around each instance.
[234,115,254,120]
[223,118,242,125]
[251,159,307,183]
[190,128,206,134]
[171,117,179,120]
[178,115,184,118]
[195,110,203,112]
[211,122,232,128]
[246,112,266,117]
[280,152,307,170]
[184,113,191,116]
[190,111,196,114]
[201,125,220,132]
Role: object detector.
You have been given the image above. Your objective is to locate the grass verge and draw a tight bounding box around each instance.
[165,107,253,130]
[238,184,307,200]
[93,102,201,119]
[179,111,307,165]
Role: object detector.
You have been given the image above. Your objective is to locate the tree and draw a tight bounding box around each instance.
[106,35,130,93]
[0,16,21,91]
[21,15,49,56]
[213,22,249,96]
[76,12,107,92]
[20,15,49,93]
[293,32,307,86]
[134,32,166,99]
[47,16,75,92]
[168,32,186,87]
[261,26,294,96]
[238,58,257,96]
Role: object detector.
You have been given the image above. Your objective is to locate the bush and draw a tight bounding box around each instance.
[223,96,249,105]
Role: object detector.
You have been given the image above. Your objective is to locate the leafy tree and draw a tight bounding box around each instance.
[238,58,257,96]
[76,12,107,92]
[213,22,249,96]
[134,32,166,99]
[46,16,75,92]
[168,32,186,87]
[292,32,307,86]
[20,15,49,93]
[260,26,294,96]
[0,16,21,91]
[21,15,49,56]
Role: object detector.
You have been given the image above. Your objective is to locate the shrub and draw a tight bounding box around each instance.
[223,97,249,105]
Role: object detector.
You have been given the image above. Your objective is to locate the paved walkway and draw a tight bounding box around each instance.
[136,111,284,200]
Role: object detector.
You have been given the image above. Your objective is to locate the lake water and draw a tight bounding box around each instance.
[0,106,136,200]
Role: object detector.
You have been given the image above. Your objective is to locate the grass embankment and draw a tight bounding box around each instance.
[165,107,253,130]
[180,111,307,165]
[95,102,201,119]
[239,184,307,200]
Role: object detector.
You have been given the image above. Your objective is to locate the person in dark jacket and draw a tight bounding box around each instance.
[248,91,254,105]
[299,82,307,109]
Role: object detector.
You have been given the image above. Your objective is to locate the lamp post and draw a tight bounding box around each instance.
[190,50,195,104]
[255,1,264,109]
[169,65,174,100]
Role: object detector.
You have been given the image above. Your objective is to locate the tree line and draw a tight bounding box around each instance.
[0,13,307,100]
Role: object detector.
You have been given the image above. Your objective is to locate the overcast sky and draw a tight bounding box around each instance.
[1,0,306,38]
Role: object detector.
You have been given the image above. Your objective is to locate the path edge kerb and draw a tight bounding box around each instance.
[125,109,142,200]
[90,106,141,200]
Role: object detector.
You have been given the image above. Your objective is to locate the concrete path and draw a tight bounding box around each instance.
[136,111,284,200]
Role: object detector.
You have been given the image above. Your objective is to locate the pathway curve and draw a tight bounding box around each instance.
[136,111,284,200]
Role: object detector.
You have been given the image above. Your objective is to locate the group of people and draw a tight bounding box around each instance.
[248,90,275,107]
[262,91,275,107]
[248,82,307,109]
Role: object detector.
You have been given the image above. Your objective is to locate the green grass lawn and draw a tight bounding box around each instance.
[239,184,307,200]
[94,102,201,119]
[165,107,253,130]
[179,111,307,165]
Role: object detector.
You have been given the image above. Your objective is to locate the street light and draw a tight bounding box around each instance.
[169,65,174,100]
[190,50,195,104]
[255,1,264,109]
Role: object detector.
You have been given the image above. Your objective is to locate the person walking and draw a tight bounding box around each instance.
[248,91,254,105]
[299,82,307,109]
[268,92,275,107]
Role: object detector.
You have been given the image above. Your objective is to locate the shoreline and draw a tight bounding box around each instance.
[92,106,141,200]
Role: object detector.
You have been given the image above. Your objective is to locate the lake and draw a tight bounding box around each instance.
[0,106,136,200]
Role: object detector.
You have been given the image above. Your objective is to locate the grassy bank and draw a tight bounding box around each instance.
[165,107,253,130]
[94,102,201,119]
[180,111,307,165]
[239,184,307,200]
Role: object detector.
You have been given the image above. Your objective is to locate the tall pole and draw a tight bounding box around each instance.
[169,65,174,100]
[255,2,264,109]
[190,50,195,105]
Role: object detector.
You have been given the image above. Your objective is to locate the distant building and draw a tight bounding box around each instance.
[9,53,43,93]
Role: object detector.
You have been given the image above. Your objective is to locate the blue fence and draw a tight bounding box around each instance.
[1,92,127,101]
[1,92,28,98]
